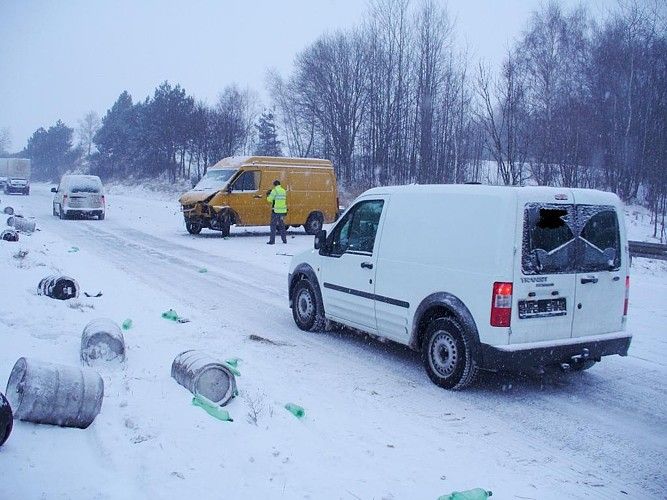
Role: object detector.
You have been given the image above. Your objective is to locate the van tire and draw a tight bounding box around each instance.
[98,212,105,221]
[292,279,325,331]
[186,220,202,235]
[421,317,478,390]
[59,206,66,220]
[304,212,324,235]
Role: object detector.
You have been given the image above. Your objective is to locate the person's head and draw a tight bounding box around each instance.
[273,180,281,186]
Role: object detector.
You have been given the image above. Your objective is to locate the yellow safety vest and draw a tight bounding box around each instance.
[267,185,287,214]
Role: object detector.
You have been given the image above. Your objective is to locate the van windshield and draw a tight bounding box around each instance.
[193,169,237,191]
[70,177,102,193]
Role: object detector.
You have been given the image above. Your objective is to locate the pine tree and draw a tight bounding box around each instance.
[254,111,282,156]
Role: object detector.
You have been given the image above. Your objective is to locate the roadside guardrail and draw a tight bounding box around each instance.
[629,240,667,261]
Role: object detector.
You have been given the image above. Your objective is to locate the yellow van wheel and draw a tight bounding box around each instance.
[186,220,203,235]
[304,212,324,235]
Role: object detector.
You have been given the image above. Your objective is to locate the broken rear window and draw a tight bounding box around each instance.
[522,203,622,275]
[523,204,576,274]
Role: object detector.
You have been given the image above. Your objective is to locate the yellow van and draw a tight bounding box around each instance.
[179,156,339,236]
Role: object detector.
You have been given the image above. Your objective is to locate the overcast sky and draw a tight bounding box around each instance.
[0,0,614,152]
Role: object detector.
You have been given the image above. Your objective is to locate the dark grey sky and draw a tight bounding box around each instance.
[0,0,612,152]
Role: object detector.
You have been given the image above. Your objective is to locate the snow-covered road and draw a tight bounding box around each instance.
[1,184,665,499]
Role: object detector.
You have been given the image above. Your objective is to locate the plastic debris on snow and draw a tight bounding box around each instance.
[284,403,305,419]
[438,488,492,500]
[121,319,133,330]
[68,246,80,253]
[161,309,190,323]
[223,358,241,376]
[198,267,208,273]
[192,393,233,422]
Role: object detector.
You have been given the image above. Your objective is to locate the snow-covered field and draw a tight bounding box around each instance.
[0,184,665,500]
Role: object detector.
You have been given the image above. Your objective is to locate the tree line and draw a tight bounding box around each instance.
[14,0,667,239]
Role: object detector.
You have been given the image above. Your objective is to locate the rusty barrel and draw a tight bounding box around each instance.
[81,319,126,365]
[38,275,79,300]
[1,229,18,242]
[0,392,12,446]
[171,350,237,406]
[5,358,104,428]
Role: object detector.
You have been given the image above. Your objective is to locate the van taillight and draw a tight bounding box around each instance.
[63,194,68,205]
[491,282,513,327]
[624,276,630,316]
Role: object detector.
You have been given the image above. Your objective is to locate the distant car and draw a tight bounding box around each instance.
[52,175,105,220]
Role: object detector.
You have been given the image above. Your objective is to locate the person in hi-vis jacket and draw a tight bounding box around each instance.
[266,179,287,244]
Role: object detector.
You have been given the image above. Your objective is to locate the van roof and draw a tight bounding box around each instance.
[362,184,620,204]
[210,156,333,170]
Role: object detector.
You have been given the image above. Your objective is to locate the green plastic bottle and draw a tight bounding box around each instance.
[284,403,305,419]
[198,268,208,273]
[192,394,233,422]
[438,488,492,500]
[121,319,133,330]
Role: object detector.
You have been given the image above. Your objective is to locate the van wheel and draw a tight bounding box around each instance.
[304,212,324,235]
[98,212,105,221]
[422,317,478,390]
[53,204,58,217]
[186,220,202,235]
[59,206,66,220]
[292,279,325,331]
[571,360,597,371]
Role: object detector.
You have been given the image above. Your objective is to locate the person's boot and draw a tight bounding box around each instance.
[267,241,275,245]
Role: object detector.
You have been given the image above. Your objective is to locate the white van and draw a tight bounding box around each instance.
[288,185,631,389]
[52,175,105,220]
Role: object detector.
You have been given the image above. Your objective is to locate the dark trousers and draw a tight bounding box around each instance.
[269,212,287,243]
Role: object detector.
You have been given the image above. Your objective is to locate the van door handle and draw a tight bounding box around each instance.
[581,276,598,284]
[361,262,373,269]
[253,195,262,199]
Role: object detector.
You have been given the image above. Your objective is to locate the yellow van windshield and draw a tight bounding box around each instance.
[193,169,237,191]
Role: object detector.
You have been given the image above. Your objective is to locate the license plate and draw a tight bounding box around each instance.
[518,298,567,319]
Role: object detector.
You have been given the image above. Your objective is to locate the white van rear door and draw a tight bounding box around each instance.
[571,204,626,337]
[511,197,576,344]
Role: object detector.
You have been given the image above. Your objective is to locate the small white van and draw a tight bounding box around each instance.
[52,175,106,220]
[288,185,631,389]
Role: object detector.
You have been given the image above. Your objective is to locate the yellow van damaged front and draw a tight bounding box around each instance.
[178,156,338,237]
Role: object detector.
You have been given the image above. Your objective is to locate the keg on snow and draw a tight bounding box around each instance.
[7,215,36,233]
[3,206,14,215]
[0,392,12,446]
[38,275,79,300]
[5,358,104,429]
[1,229,18,242]
[171,350,237,406]
[81,319,126,365]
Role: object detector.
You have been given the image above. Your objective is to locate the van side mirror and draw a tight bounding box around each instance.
[51,187,57,193]
[314,229,327,250]
[226,185,233,193]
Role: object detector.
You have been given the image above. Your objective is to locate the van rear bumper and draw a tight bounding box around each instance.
[479,332,632,371]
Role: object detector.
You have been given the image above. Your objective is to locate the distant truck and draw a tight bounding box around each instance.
[0,158,31,195]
